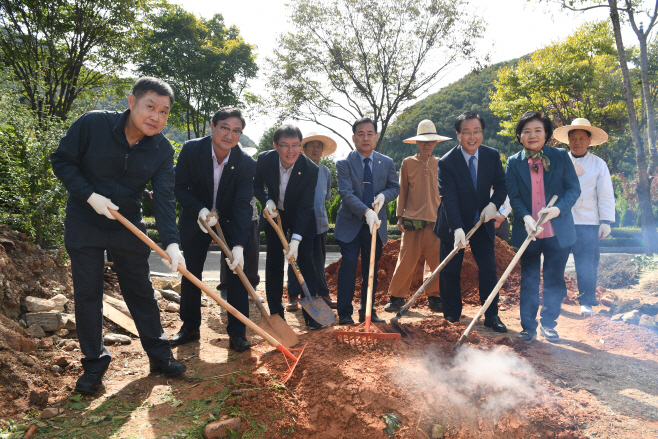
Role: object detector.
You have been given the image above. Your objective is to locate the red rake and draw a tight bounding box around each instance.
[334,205,401,347]
[110,210,306,383]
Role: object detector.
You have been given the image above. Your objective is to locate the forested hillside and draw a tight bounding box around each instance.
[379,58,525,168]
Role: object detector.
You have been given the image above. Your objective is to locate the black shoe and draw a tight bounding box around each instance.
[75,368,107,394]
[484,316,508,333]
[338,313,355,325]
[169,328,200,347]
[427,297,443,313]
[358,311,385,323]
[305,318,325,331]
[216,283,227,291]
[517,330,537,343]
[228,333,251,352]
[149,355,186,377]
[319,295,338,309]
[444,315,459,323]
[383,297,405,312]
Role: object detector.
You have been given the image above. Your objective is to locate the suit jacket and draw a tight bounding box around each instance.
[253,149,318,239]
[506,145,581,248]
[335,150,400,244]
[175,136,256,248]
[435,145,507,243]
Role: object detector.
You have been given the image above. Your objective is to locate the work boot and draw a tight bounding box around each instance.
[319,295,337,309]
[149,355,187,376]
[228,333,251,352]
[384,297,405,312]
[427,296,443,313]
[75,368,107,394]
[285,296,301,311]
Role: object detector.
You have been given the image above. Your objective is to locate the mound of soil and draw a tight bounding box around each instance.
[597,255,638,289]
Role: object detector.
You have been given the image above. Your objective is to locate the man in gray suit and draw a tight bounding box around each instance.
[335,117,400,325]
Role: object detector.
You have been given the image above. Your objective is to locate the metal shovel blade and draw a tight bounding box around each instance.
[298,293,336,327]
[389,315,409,338]
[256,314,299,349]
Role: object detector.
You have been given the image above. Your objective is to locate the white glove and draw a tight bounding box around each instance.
[481,202,498,223]
[265,200,278,218]
[523,215,543,241]
[538,206,560,222]
[365,209,381,233]
[227,246,244,272]
[163,243,186,272]
[599,223,611,240]
[87,193,118,220]
[197,207,217,232]
[453,228,467,249]
[372,193,385,212]
[284,239,300,260]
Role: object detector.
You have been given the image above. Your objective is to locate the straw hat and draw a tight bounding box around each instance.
[553,118,608,146]
[238,142,258,156]
[301,132,337,157]
[403,120,451,144]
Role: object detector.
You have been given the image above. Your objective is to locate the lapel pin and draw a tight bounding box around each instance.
[231,166,234,169]
[378,161,381,164]
[298,172,301,175]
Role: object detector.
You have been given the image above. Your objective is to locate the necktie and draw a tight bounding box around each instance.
[469,155,478,223]
[363,157,374,208]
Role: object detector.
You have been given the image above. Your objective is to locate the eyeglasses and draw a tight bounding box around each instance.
[460,130,483,137]
[216,125,243,137]
[277,143,301,151]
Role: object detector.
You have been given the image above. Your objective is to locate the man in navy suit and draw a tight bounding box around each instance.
[253,124,323,329]
[173,107,256,351]
[434,112,508,331]
[335,117,400,325]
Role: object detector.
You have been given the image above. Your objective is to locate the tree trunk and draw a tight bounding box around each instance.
[609,0,658,254]
[638,31,658,176]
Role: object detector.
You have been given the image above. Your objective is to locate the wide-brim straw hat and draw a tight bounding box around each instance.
[301,133,337,157]
[239,143,258,156]
[403,119,451,144]
[553,118,608,146]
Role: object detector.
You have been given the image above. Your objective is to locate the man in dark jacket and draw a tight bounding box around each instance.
[434,111,508,331]
[51,77,186,394]
[173,107,256,351]
[253,124,322,329]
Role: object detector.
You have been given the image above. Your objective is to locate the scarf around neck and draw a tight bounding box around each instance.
[524,147,550,172]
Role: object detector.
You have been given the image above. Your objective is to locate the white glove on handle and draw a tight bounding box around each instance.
[227,246,244,272]
[284,239,300,260]
[599,223,611,240]
[163,243,186,273]
[453,228,467,249]
[523,215,544,241]
[197,207,217,232]
[372,193,385,212]
[265,200,278,218]
[481,202,498,222]
[87,193,118,220]
[538,206,560,222]
[365,209,381,233]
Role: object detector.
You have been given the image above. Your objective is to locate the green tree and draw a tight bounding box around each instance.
[0,0,144,123]
[136,3,257,139]
[490,21,632,173]
[267,0,486,151]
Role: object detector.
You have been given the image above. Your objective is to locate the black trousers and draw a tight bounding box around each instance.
[64,216,171,372]
[571,225,600,307]
[180,229,249,335]
[220,220,260,288]
[439,226,498,320]
[287,231,330,298]
[264,210,317,318]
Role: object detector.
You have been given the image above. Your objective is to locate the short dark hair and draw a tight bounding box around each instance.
[211,107,246,128]
[352,117,377,134]
[132,77,175,106]
[455,111,485,132]
[273,124,303,144]
[515,111,553,144]
[568,128,591,138]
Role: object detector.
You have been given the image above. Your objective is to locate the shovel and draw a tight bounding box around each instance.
[263,209,336,327]
[390,215,485,337]
[454,195,558,351]
[200,214,299,348]
[110,210,306,383]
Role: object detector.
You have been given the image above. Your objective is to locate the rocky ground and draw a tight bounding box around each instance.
[0,226,657,438]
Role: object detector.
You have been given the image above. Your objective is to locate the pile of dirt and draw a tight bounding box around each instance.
[597,254,638,288]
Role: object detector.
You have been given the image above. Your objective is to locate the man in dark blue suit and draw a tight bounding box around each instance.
[173,107,256,351]
[434,112,508,331]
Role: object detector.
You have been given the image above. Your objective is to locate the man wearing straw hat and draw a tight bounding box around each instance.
[434,111,508,332]
[384,120,450,313]
[173,107,256,352]
[553,118,615,316]
[285,132,338,313]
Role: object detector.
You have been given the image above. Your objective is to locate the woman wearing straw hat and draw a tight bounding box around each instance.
[553,118,615,316]
[384,120,450,313]
[506,111,581,342]
[285,132,339,315]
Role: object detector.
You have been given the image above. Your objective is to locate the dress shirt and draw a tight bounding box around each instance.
[396,154,440,222]
[459,146,479,180]
[357,151,373,171]
[569,151,615,225]
[528,158,555,239]
[211,148,230,211]
[277,158,302,241]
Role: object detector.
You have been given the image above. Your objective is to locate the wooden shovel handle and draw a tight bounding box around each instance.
[364,204,381,331]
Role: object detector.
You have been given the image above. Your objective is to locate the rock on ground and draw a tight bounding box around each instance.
[104,333,132,345]
[639,314,657,329]
[27,324,46,338]
[621,310,641,325]
[25,296,56,312]
[25,312,65,332]
[203,418,241,438]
